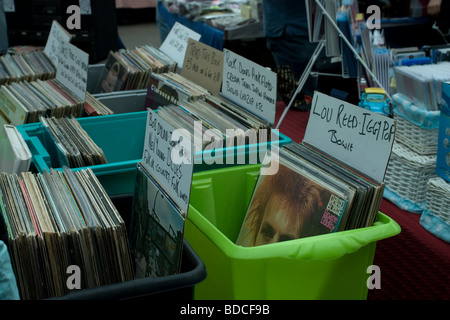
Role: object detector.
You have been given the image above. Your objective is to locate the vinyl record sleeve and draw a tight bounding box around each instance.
[236,149,350,247]
[130,162,185,279]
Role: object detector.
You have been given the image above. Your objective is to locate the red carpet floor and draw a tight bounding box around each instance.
[274,101,450,300]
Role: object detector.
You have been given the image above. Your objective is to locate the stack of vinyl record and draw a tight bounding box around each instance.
[0,78,85,125]
[204,94,272,135]
[155,93,271,150]
[94,45,178,93]
[84,92,114,116]
[236,147,356,247]
[282,142,385,232]
[0,50,56,85]
[151,72,211,99]
[0,167,134,300]
[40,116,108,168]
[146,71,212,109]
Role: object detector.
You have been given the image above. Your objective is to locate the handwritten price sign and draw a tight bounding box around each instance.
[181,39,223,94]
[56,41,89,102]
[221,49,276,125]
[303,92,396,182]
[160,22,201,69]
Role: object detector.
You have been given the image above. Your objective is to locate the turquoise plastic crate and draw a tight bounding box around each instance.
[17,112,291,195]
[185,164,402,300]
[18,112,146,195]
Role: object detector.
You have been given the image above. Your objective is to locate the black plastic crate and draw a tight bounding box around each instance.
[50,194,207,300]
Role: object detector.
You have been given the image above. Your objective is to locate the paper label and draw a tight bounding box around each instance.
[141,109,194,214]
[181,38,223,94]
[55,41,89,102]
[303,91,396,182]
[159,22,201,69]
[221,49,276,125]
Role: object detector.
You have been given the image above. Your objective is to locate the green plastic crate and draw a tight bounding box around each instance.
[185,164,401,300]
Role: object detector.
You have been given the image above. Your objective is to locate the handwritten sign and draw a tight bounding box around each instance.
[141,109,194,214]
[56,41,89,102]
[159,22,201,69]
[221,49,276,125]
[303,91,396,182]
[181,39,223,94]
[44,20,72,67]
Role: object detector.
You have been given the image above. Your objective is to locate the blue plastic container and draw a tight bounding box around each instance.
[17,111,291,195]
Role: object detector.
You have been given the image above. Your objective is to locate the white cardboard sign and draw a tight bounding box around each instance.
[55,41,89,102]
[44,20,72,67]
[303,91,396,182]
[159,22,201,69]
[221,49,276,125]
[141,109,194,215]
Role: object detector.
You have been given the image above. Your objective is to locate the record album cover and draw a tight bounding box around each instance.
[236,154,348,247]
[130,163,185,278]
